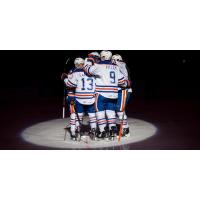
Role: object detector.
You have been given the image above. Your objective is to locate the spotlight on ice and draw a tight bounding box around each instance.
[21,118,157,149]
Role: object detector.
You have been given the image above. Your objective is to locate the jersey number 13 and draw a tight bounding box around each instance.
[81,78,94,90]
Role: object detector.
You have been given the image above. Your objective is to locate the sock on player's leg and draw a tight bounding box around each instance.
[88,113,97,130]
[70,113,76,134]
[96,111,107,133]
[123,113,129,129]
[75,113,83,132]
[106,110,117,130]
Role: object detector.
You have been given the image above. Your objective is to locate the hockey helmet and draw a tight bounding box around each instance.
[74,57,85,68]
[100,50,112,61]
[112,54,123,63]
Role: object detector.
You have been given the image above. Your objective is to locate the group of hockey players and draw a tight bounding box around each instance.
[61,51,132,142]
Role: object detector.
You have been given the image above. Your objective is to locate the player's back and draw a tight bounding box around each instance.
[69,69,96,105]
[94,60,122,99]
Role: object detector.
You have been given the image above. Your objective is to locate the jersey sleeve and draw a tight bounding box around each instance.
[117,61,129,80]
[121,63,129,79]
[85,58,94,66]
[118,70,126,86]
[118,69,131,88]
[64,78,68,85]
[65,72,77,88]
[84,62,100,76]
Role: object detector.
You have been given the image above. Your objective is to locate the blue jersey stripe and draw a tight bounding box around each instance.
[118,77,124,81]
[68,80,77,87]
[67,82,75,88]
[97,118,106,121]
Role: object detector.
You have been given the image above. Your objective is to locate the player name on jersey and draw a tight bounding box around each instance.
[84,60,126,99]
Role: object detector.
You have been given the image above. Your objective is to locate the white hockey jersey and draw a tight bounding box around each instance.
[84,58,94,67]
[65,69,96,105]
[64,75,75,98]
[116,61,132,93]
[84,60,126,99]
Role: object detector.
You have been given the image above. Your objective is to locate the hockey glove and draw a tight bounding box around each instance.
[61,73,68,81]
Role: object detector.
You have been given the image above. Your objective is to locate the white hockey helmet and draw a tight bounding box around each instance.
[74,57,85,68]
[88,52,100,58]
[88,52,100,63]
[100,50,112,61]
[112,54,123,63]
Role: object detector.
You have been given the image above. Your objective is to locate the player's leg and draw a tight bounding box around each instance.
[106,99,118,140]
[75,105,84,131]
[69,106,76,135]
[87,104,97,140]
[95,94,107,139]
[74,100,84,139]
[66,97,77,140]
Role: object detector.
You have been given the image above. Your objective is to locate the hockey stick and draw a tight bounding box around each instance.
[62,94,66,119]
[64,128,67,141]
[62,57,70,119]
[118,90,127,143]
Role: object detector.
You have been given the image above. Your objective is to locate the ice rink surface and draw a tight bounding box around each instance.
[21,118,157,149]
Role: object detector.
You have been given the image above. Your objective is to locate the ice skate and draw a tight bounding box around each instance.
[123,127,130,137]
[89,128,97,141]
[109,126,117,140]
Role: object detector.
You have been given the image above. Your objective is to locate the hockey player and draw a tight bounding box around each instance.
[84,51,129,140]
[84,52,100,69]
[88,52,101,64]
[66,58,97,140]
[61,70,76,140]
[112,54,132,137]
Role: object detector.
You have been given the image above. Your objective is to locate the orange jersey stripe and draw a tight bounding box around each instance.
[96,88,118,91]
[97,120,107,123]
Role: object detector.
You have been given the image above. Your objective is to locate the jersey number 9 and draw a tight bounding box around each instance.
[110,71,116,84]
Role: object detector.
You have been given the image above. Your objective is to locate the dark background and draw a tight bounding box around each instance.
[1,50,199,99]
[0,50,200,149]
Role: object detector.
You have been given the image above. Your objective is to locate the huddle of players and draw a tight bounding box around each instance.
[62,51,132,141]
